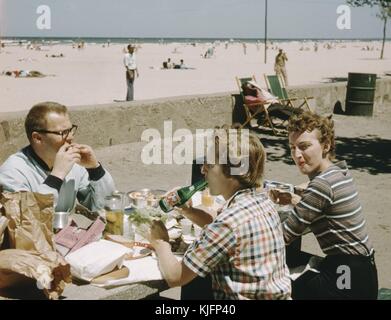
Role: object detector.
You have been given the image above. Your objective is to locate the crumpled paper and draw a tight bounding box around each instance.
[0,191,72,299]
[0,249,71,299]
[0,215,8,248]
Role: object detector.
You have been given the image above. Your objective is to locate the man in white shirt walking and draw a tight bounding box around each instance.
[123,44,139,101]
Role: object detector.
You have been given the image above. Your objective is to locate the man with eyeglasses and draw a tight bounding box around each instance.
[0,101,116,212]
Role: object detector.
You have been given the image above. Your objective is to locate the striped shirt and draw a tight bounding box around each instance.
[283,161,373,256]
[183,188,291,300]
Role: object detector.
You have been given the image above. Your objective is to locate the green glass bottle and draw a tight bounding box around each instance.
[159,180,208,212]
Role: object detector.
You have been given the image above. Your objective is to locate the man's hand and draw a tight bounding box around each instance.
[51,143,81,180]
[71,143,99,169]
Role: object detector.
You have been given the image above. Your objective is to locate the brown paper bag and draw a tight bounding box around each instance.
[0,249,71,299]
[0,215,8,248]
[0,191,72,299]
[1,191,54,251]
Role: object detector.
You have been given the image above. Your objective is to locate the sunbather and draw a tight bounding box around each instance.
[241,80,299,123]
[1,70,46,78]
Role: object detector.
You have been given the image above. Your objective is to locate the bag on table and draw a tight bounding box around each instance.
[0,191,71,300]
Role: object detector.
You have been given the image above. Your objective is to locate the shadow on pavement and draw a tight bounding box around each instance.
[257,133,391,175]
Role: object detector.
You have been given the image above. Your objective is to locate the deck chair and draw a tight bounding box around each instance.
[264,74,313,112]
[235,76,277,134]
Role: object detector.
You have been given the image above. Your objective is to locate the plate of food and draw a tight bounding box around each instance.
[127,189,166,208]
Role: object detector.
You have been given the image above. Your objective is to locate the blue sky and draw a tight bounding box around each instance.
[1,0,389,39]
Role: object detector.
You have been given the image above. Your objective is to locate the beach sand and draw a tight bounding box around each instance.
[0,40,390,112]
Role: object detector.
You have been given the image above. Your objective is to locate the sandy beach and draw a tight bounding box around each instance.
[0,40,390,112]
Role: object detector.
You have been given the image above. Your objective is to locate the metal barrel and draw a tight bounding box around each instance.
[345,72,377,116]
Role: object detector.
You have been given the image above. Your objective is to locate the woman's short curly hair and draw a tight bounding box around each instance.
[210,124,266,188]
[287,111,336,160]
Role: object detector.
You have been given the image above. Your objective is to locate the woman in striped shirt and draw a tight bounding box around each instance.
[271,112,378,299]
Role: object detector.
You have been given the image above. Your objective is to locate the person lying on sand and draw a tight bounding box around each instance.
[45,53,64,58]
[2,70,48,78]
[173,59,195,70]
[18,58,36,62]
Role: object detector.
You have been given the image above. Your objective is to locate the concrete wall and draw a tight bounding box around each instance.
[287,77,391,114]
[1,78,390,162]
[0,94,233,163]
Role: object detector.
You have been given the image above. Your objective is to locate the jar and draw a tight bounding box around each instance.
[104,195,124,235]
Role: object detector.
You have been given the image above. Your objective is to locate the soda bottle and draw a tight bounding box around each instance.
[159,180,208,212]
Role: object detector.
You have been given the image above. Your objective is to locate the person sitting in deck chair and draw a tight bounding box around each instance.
[241,80,302,124]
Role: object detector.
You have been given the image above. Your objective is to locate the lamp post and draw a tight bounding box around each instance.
[264,0,268,64]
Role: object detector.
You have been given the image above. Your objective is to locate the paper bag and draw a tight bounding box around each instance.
[1,191,54,251]
[0,249,71,299]
[0,191,72,299]
[0,215,8,248]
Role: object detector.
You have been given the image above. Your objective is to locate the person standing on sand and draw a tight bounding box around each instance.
[274,49,289,87]
[123,44,139,101]
[242,42,247,55]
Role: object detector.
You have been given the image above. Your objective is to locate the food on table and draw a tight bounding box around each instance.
[104,210,124,236]
[128,207,168,227]
[128,189,165,208]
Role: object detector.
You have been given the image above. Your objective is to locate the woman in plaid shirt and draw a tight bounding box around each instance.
[147,126,291,300]
[271,112,378,299]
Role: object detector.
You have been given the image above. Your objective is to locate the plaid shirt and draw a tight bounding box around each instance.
[183,188,291,300]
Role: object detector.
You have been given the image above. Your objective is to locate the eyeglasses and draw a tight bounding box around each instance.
[34,124,78,140]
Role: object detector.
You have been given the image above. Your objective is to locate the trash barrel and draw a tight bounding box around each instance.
[345,72,376,116]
